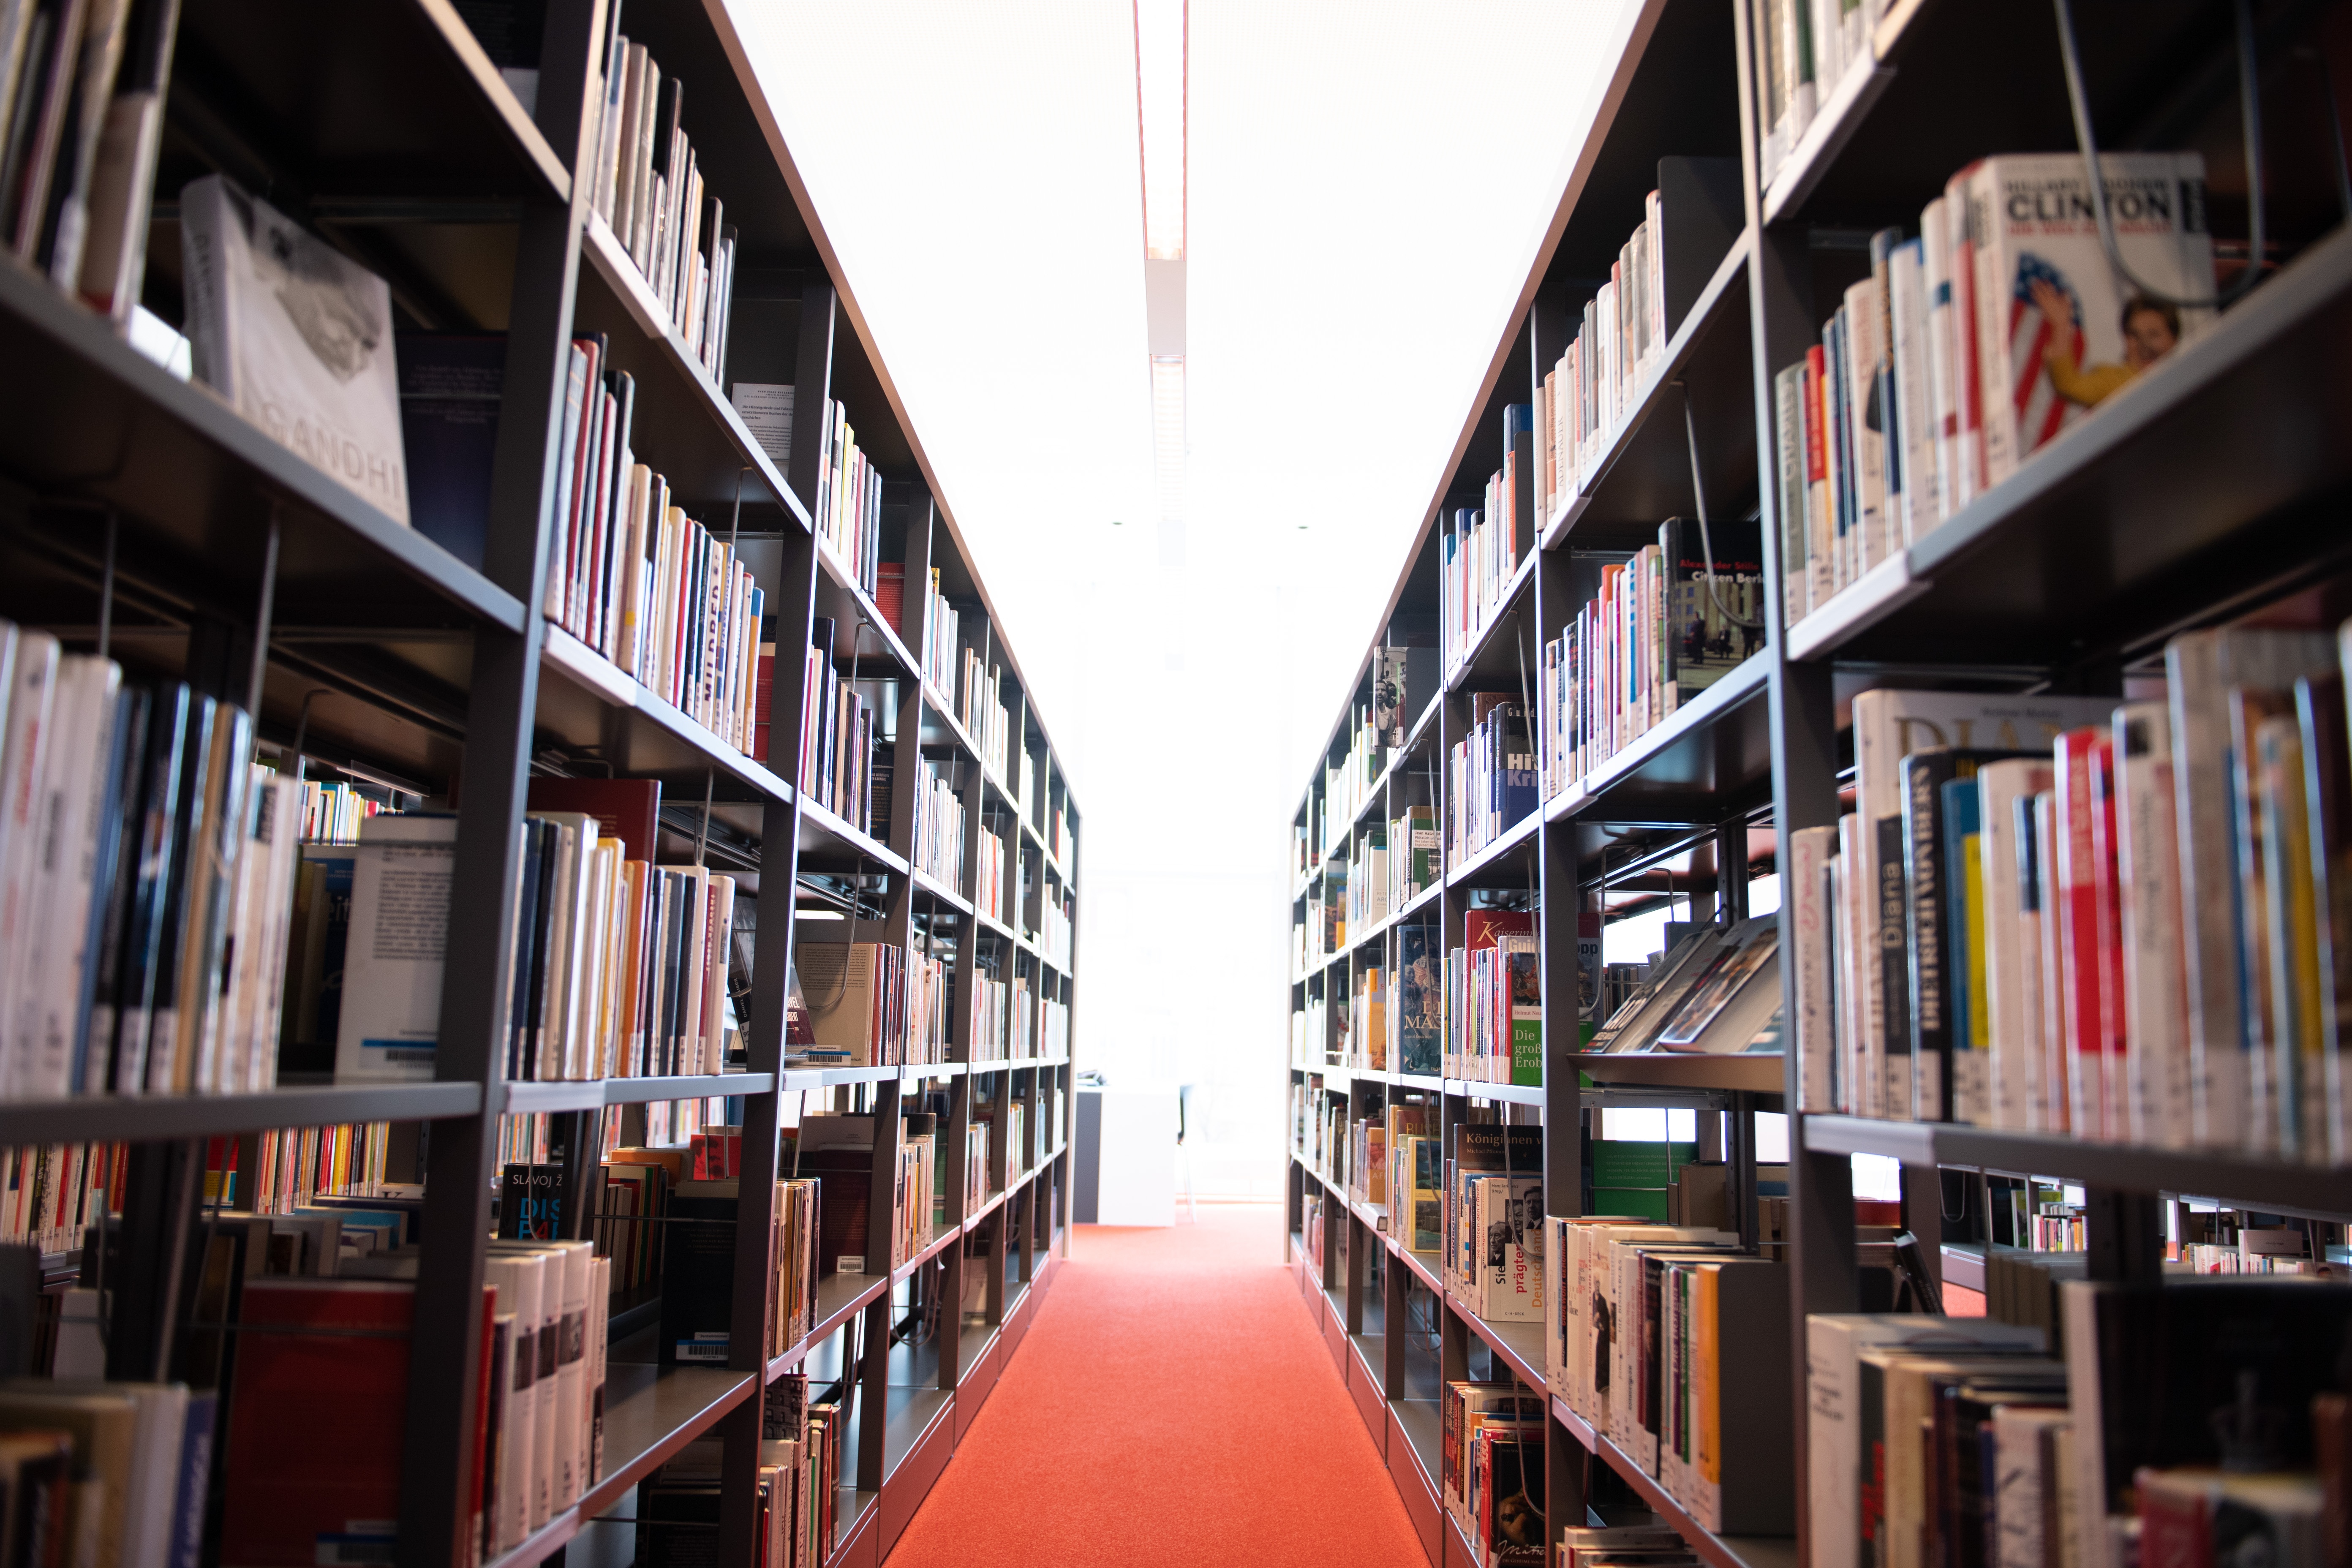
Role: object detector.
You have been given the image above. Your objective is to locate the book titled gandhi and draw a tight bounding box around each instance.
[179,173,410,524]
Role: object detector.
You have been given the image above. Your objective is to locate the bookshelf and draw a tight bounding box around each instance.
[1283,1,2352,1566]
[0,4,1077,1568]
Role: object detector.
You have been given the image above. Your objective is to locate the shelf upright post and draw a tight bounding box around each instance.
[715,450,826,1568]
[1733,1,1854,1563]
[893,491,935,888]
[857,1077,901,1498]
[1537,516,1592,1552]
[395,2,604,1563]
[1058,783,1079,1257]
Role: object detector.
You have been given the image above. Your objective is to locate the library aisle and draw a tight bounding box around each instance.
[887,1206,1425,1567]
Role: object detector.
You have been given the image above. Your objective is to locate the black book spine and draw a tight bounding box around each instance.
[496,1163,532,1239]
[1874,812,1913,1120]
[1904,752,1957,1124]
[79,686,148,1091]
[655,1192,735,1367]
[138,692,213,1089]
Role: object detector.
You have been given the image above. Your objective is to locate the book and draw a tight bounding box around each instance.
[1851,690,2121,1121]
[396,332,506,570]
[332,813,457,1083]
[1979,760,2056,1131]
[2063,1280,2352,1568]
[220,1279,419,1567]
[1394,924,1441,1076]
[177,175,409,523]
[1955,153,2213,486]
[1804,1314,2047,1568]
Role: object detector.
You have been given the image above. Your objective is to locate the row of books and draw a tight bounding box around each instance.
[1,0,177,325]
[242,1122,397,1217]
[1775,153,2213,629]
[1539,191,1670,513]
[547,334,769,754]
[797,621,887,836]
[756,1375,848,1568]
[0,1377,218,1568]
[920,569,963,706]
[1786,637,2352,1157]
[1040,893,1072,969]
[1448,694,1536,863]
[1808,1280,2352,1568]
[1439,1124,1546,1326]
[906,942,950,1066]
[294,779,383,844]
[1,1142,117,1255]
[1048,799,1074,868]
[975,821,1008,923]
[586,27,738,385]
[1391,805,1437,912]
[1324,695,1384,850]
[594,1149,675,1297]
[1345,824,1390,935]
[957,645,1011,783]
[1446,912,1544,1084]
[956,1120,991,1220]
[766,1179,822,1356]
[1346,968,1385,1080]
[811,397,884,599]
[1753,0,1870,189]
[1439,420,1533,673]
[911,758,966,889]
[966,969,1015,1059]
[789,940,917,1068]
[480,1241,614,1556]
[1535,518,1764,801]
[1441,1379,1548,1565]
[1040,994,1070,1061]
[311,795,744,1086]
[1544,1216,1783,1533]
[0,643,300,1101]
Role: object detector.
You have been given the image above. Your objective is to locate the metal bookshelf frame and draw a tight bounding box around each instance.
[1281,1,2352,1565]
[0,4,1079,1568]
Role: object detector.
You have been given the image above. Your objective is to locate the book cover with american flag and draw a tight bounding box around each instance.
[1959,152,2213,489]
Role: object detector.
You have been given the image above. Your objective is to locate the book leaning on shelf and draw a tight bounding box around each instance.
[1772,152,2213,629]
[1785,634,2352,1159]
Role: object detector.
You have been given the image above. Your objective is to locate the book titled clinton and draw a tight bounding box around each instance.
[179,175,409,524]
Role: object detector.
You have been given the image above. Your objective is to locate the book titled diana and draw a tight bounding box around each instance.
[179,174,410,524]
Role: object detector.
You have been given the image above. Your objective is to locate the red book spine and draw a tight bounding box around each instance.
[2053,727,2110,1136]
[469,1288,493,1566]
[2088,739,2130,1142]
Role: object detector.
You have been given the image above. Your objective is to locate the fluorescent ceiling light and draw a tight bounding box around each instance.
[1134,0,1185,259]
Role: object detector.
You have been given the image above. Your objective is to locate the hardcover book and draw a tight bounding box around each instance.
[179,175,409,524]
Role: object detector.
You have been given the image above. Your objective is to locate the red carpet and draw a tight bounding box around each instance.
[885,1203,1427,1567]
